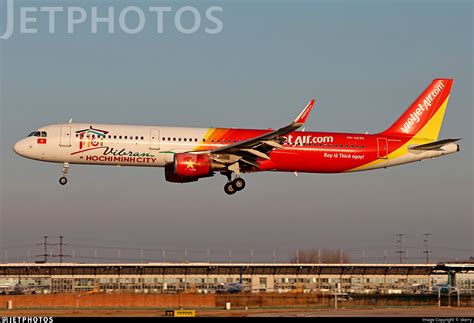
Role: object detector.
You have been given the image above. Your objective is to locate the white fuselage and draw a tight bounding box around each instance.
[14,123,459,173]
[13,123,216,167]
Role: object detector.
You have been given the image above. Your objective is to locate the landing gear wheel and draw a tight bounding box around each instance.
[59,163,70,186]
[233,178,246,191]
[224,182,237,195]
[59,177,68,185]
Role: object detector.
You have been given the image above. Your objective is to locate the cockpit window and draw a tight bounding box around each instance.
[28,131,47,137]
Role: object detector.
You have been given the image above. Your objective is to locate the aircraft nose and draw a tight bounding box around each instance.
[13,139,25,156]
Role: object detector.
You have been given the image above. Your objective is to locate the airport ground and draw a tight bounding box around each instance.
[2,306,474,317]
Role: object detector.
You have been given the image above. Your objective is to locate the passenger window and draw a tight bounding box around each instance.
[184,138,187,142]
[178,138,181,141]
[361,145,365,149]
[162,137,165,141]
[141,136,144,140]
[173,138,176,141]
[119,136,122,139]
[114,135,117,139]
[124,136,128,139]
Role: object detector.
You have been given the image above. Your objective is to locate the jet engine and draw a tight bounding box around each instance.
[164,153,225,183]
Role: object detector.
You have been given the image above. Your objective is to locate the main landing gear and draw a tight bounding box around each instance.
[223,172,246,195]
[59,163,69,185]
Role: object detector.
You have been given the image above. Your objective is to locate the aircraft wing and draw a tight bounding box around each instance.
[409,138,461,151]
[202,99,315,167]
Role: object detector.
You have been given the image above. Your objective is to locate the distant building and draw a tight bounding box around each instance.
[0,263,472,295]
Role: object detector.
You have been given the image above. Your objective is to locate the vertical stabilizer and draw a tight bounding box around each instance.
[382,79,453,140]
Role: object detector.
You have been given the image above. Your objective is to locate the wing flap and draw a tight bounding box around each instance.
[241,148,271,160]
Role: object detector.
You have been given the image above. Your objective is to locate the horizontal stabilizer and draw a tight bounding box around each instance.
[409,138,461,151]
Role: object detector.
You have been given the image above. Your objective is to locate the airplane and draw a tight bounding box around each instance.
[13,79,460,195]
[0,282,25,295]
[216,267,244,293]
[431,283,458,295]
[0,280,47,295]
[216,280,244,293]
[431,272,458,295]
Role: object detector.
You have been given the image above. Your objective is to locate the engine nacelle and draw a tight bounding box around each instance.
[165,153,223,183]
[175,153,212,177]
[165,164,199,183]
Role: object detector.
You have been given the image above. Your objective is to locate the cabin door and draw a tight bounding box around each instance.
[377,137,388,159]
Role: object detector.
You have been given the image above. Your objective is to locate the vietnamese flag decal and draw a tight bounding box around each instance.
[37,138,47,144]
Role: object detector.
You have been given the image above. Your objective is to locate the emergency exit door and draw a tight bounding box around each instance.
[150,129,160,150]
[59,126,72,147]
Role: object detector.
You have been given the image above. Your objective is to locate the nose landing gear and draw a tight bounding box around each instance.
[59,163,69,186]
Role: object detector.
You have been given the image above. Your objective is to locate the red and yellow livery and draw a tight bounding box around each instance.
[14,79,459,194]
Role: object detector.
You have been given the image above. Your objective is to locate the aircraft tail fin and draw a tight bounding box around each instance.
[382,79,453,140]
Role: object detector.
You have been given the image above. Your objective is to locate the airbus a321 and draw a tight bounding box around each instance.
[13,79,460,195]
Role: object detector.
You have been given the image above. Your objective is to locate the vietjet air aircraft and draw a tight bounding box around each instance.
[13,79,459,195]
